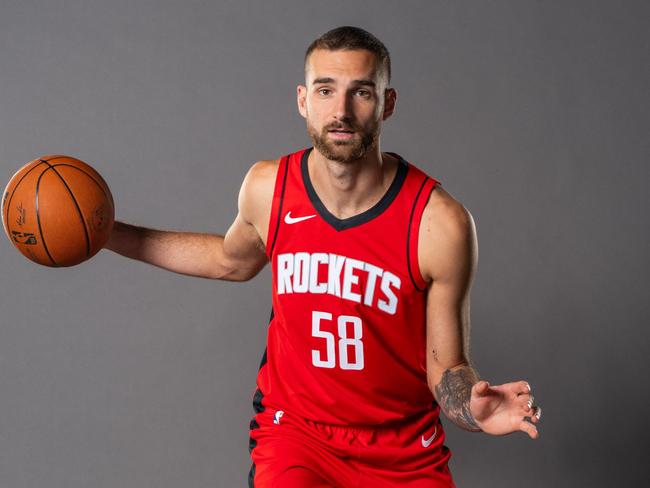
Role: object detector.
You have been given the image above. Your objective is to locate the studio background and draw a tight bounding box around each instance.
[0,1,647,487]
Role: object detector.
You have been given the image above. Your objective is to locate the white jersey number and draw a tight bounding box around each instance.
[311,311,364,370]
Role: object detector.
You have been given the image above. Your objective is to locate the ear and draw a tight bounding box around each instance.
[297,85,307,118]
[382,88,397,121]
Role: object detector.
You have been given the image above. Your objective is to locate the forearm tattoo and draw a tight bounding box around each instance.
[435,367,482,432]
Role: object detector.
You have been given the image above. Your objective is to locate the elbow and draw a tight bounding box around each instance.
[208,263,262,282]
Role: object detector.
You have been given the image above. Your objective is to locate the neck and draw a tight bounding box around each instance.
[307,144,398,220]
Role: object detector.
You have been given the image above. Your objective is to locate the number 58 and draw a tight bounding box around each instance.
[311,311,364,370]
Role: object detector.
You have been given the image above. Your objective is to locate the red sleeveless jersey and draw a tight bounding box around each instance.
[253,147,440,426]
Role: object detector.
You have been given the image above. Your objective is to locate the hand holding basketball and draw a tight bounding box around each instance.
[2,155,114,267]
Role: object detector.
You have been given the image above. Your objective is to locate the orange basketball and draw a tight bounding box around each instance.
[2,155,114,267]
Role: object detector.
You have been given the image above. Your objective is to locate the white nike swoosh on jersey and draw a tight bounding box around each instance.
[421,425,438,447]
[284,211,317,224]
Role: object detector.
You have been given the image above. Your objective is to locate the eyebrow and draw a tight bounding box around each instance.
[312,77,377,88]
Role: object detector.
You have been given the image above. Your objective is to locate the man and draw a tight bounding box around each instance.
[106,26,541,487]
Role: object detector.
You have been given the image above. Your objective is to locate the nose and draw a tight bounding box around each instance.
[332,91,353,123]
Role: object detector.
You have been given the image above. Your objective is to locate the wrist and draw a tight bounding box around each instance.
[434,366,482,432]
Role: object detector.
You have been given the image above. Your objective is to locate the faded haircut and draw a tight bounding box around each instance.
[304,26,392,83]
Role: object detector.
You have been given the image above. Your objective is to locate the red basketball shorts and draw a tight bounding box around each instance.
[248,403,456,487]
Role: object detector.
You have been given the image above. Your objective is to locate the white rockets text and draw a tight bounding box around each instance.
[276,252,401,315]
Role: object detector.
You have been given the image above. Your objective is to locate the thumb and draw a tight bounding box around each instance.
[473,380,490,396]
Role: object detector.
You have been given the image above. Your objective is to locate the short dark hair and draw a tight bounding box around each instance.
[304,26,391,83]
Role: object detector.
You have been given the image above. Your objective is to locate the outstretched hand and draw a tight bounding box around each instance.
[470,380,542,439]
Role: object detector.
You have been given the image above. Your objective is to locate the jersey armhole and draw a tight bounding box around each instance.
[265,155,290,259]
[407,176,439,292]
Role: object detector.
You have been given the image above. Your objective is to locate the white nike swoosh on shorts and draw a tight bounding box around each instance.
[421,425,438,447]
[284,211,317,224]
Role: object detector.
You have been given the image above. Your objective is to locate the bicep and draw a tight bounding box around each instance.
[221,213,268,277]
[218,159,278,280]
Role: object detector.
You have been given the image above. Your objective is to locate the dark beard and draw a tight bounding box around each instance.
[307,121,379,163]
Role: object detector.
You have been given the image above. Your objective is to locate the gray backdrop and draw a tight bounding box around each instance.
[1,1,648,487]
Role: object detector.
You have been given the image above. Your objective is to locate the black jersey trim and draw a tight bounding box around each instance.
[407,175,432,292]
[300,147,409,231]
[268,156,290,258]
[258,308,272,369]
[248,308,274,488]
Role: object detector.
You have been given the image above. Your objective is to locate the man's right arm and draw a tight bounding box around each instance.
[104,160,278,282]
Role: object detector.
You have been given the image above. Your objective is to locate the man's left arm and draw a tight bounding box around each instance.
[419,187,541,439]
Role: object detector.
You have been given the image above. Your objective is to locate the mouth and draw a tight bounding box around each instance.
[327,128,356,140]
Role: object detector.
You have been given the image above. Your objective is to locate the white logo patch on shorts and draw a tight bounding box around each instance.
[273,410,284,425]
[421,425,438,447]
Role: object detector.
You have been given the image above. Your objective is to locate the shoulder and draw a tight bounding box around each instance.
[238,158,281,225]
[418,185,477,283]
[421,186,474,241]
[242,159,281,188]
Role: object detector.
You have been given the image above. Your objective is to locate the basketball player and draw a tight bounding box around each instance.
[106,26,541,487]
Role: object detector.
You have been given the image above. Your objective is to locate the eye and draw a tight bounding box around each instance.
[317,88,332,96]
[356,89,371,98]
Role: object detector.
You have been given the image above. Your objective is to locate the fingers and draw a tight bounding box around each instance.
[519,417,539,439]
[523,406,542,427]
[519,394,541,420]
[519,387,542,437]
[513,380,531,395]
[532,406,542,423]
[514,381,538,420]
[519,393,534,412]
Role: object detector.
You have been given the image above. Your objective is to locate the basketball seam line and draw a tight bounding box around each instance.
[35,163,58,266]
[40,160,92,261]
[50,164,112,206]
